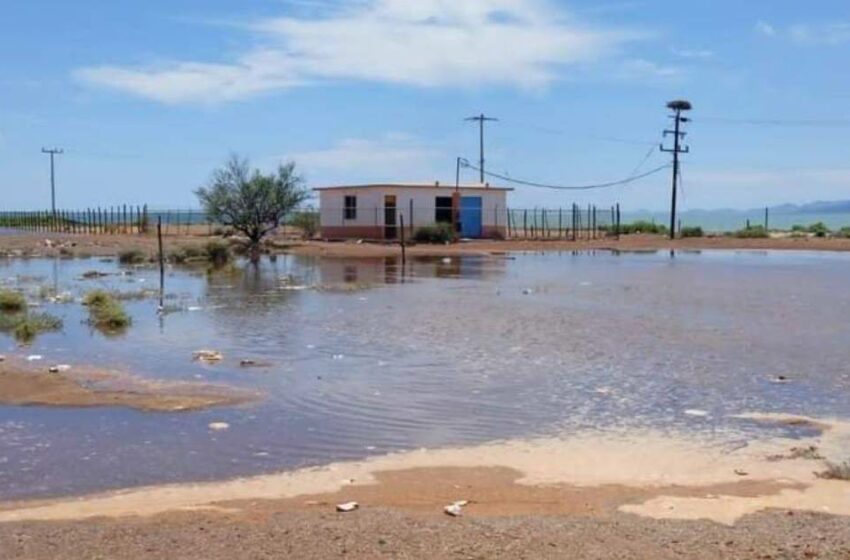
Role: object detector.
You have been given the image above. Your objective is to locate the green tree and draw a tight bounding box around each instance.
[196,156,309,262]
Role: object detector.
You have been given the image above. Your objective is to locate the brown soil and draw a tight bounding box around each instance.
[3,231,850,260]
[0,466,845,559]
[0,360,259,412]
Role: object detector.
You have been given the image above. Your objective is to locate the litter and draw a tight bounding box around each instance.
[193,350,223,363]
[336,501,359,513]
[208,422,230,431]
[522,288,533,295]
[734,469,749,476]
[48,364,71,373]
[187,306,203,312]
[770,375,790,384]
[444,500,469,517]
[684,409,708,417]
[26,355,43,361]
[441,258,452,264]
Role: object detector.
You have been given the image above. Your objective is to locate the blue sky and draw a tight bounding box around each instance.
[1,0,849,210]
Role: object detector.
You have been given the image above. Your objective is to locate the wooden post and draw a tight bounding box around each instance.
[523,209,528,238]
[409,199,414,237]
[399,214,406,268]
[616,203,621,240]
[764,207,769,230]
[157,216,165,310]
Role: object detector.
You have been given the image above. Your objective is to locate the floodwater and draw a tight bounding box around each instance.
[1,250,849,500]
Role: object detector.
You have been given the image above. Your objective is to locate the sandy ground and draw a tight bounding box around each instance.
[0,358,259,412]
[3,231,850,260]
[0,415,848,558]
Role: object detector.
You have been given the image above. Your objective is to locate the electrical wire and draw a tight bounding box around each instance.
[460,161,670,191]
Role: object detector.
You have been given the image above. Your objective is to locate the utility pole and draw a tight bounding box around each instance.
[660,101,691,240]
[465,113,498,183]
[41,147,64,215]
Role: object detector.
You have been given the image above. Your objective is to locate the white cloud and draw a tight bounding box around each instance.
[671,47,714,59]
[789,22,850,46]
[75,0,644,104]
[755,20,776,37]
[290,133,442,181]
[617,58,682,80]
[755,20,850,46]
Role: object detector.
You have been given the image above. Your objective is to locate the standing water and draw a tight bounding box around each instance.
[1,250,849,500]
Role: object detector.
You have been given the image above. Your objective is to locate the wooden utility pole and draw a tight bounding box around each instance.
[660,100,692,240]
[41,147,63,215]
[465,114,498,183]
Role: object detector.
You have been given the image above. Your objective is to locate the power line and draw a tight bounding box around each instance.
[459,160,670,191]
[700,117,850,128]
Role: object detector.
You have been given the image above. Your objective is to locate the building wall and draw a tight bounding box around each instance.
[318,187,508,239]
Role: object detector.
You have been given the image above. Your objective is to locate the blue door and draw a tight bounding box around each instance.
[460,196,482,238]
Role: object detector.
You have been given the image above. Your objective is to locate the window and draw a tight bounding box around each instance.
[344,195,357,220]
[435,196,453,224]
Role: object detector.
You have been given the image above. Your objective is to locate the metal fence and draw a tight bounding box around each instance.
[0,206,150,234]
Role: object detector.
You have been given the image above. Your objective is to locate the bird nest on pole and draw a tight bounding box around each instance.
[667,100,692,111]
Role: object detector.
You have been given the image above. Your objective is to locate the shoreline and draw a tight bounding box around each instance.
[3,231,850,261]
[1,414,848,558]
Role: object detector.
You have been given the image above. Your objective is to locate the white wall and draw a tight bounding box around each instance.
[318,187,508,228]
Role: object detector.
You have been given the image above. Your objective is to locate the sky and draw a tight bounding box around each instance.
[1,0,849,211]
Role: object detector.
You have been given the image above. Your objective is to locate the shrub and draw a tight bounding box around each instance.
[83,290,131,333]
[837,227,850,239]
[118,249,147,265]
[414,223,457,244]
[807,222,830,238]
[735,226,770,239]
[791,224,807,232]
[0,290,27,313]
[680,226,704,238]
[618,220,668,235]
[290,212,320,239]
[204,240,231,267]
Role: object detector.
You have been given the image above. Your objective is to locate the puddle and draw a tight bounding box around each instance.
[1,250,850,500]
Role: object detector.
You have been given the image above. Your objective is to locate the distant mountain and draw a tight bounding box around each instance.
[770,200,850,214]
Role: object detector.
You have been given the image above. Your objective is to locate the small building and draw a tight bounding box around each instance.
[315,182,512,240]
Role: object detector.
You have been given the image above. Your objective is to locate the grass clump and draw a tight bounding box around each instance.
[618,220,668,235]
[118,249,147,265]
[807,222,830,238]
[816,461,850,481]
[414,223,457,244]
[680,226,704,238]
[12,313,63,344]
[204,240,231,267]
[0,290,27,313]
[734,225,770,239]
[83,290,132,333]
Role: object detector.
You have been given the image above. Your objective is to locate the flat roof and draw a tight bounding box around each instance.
[314,182,513,192]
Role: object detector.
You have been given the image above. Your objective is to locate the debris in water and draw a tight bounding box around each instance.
[684,409,708,417]
[770,375,790,384]
[332,354,344,360]
[336,501,359,513]
[441,258,452,264]
[193,350,223,363]
[48,364,71,373]
[187,306,202,312]
[26,355,43,361]
[522,288,533,295]
[208,422,230,431]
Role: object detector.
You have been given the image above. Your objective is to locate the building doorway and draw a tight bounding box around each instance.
[384,195,397,239]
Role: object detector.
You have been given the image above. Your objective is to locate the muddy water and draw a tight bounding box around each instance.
[0,250,849,500]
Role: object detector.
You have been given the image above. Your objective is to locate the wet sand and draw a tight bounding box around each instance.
[3,231,850,260]
[0,360,259,412]
[0,415,848,558]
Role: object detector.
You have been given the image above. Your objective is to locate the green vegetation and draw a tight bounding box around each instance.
[816,461,850,481]
[289,211,320,239]
[734,225,770,239]
[0,290,27,313]
[0,291,62,344]
[83,290,132,333]
[196,155,310,262]
[680,226,704,238]
[169,241,231,267]
[618,220,668,235]
[807,222,830,238]
[118,249,147,265]
[414,223,457,244]
[837,227,850,239]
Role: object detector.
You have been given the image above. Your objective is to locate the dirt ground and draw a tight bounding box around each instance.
[3,231,850,260]
[0,359,258,412]
[0,466,846,559]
